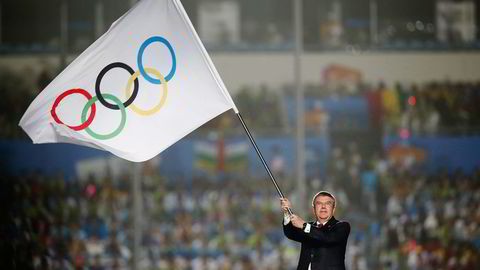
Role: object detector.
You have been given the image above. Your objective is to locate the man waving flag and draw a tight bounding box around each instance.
[19,0,238,162]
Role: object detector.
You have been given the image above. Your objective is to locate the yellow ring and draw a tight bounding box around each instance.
[125,67,168,116]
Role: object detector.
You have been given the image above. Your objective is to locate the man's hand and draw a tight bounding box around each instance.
[280,198,292,214]
[290,214,306,229]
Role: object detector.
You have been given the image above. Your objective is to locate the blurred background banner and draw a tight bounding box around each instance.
[2,0,480,269]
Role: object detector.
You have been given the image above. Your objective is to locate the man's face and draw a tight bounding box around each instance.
[312,195,335,222]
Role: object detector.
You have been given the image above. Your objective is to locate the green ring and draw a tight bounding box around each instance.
[81,94,126,140]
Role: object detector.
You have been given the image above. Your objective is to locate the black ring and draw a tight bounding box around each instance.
[95,62,139,110]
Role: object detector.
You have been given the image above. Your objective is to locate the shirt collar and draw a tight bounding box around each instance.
[317,216,334,226]
[316,220,327,226]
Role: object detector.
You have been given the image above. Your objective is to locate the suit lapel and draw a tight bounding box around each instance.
[323,216,338,230]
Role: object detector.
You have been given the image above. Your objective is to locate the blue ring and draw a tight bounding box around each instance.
[137,36,176,84]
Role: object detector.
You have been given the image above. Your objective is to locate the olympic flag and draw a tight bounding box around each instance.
[19,0,238,162]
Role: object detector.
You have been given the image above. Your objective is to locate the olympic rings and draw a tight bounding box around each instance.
[51,88,96,131]
[81,94,126,140]
[125,67,168,116]
[51,36,176,140]
[137,36,176,84]
[96,62,139,110]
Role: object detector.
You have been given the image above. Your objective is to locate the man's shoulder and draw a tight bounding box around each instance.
[329,217,351,228]
[335,220,350,227]
[334,218,349,224]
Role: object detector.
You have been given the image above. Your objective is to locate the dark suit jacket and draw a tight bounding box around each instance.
[283,216,350,270]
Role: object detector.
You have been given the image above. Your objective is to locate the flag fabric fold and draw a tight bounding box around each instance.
[19,0,238,162]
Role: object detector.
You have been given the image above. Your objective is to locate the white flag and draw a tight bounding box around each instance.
[19,0,238,162]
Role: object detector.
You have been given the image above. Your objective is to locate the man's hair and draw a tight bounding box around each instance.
[311,191,336,208]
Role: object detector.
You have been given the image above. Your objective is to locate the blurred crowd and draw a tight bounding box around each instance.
[1,167,300,270]
[302,79,480,136]
[326,142,480,270]
[371,81,480,136]
[1,171,131,269]
[223,80,480,136]
[378,168,480,270]
[0,67,38,139]
[1,64,480,270]
[2,140,480,270]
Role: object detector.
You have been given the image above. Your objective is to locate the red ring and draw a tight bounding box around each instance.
[51,88,96,131]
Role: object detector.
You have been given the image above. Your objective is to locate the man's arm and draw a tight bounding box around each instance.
[282,217,309,243]
[280,198,309,243]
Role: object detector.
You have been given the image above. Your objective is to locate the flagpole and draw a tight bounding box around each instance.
[236,112,293,215]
